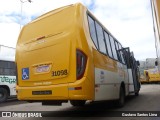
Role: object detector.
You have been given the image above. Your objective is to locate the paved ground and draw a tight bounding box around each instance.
[0,84,160,120]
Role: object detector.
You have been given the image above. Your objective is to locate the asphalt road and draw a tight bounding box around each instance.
[0,84,160,120]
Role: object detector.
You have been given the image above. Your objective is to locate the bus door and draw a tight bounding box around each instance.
[122,47,140,94]
[129,52,140,93]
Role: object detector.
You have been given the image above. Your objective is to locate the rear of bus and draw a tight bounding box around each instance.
[145,68,160,83]
[16,3,94,106]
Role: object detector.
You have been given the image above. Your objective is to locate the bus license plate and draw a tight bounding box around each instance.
[32,90,52,95]
[35,65,50,73]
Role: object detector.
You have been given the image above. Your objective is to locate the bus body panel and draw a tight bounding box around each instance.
[16,6,76,87]
[17,84,68,100]
[0,75,16,96]
[94,68,119,101]
[16,3,95,101]
[17,38,72,86]
[0,45,17,102]
[128,69,135,93]
[93,49,129,100]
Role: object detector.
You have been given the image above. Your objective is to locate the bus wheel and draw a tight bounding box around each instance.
[135,91,139,96]
[116,87,125,107]
[0,88,8,103]
[70,100,86,106]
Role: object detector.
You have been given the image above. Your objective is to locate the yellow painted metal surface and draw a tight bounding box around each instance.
[16,3,95,101]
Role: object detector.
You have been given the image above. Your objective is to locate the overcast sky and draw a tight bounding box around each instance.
[0,0,156,60]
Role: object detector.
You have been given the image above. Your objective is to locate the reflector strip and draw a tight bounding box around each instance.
[37,36,45,40]
[68,87,82,90]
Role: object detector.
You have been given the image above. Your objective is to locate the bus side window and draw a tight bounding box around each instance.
[109,35,118,60]
[118,44,125,64]
[0,61,16,76]
[0,61,6,75]
[88,15,99,49]
[104,31,113,58]
[10,62,16,76]
[115,41,122,62]
[95,21,107,55]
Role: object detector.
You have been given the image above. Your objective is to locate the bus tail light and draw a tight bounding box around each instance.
[76,49,87,80]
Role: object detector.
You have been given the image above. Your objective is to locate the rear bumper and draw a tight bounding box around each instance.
[16,77,93,101]
[16,83,69,100]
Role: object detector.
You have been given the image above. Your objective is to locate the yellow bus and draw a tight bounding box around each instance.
[139,59,160,83]
[16,3,140,107]
[143,67,160,83]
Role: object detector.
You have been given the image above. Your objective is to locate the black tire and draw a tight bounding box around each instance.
[0,88,8,103]
[135,91,139,96]
[70,100,86,106]
[116,87,125,108]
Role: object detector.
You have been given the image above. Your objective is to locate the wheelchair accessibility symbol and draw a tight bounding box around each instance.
[22,68,29,80]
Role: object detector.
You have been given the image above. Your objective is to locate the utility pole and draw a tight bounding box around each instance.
[19,0,32,30]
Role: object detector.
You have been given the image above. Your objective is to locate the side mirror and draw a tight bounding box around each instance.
[155,61,158,66]
[137,61,140,66]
